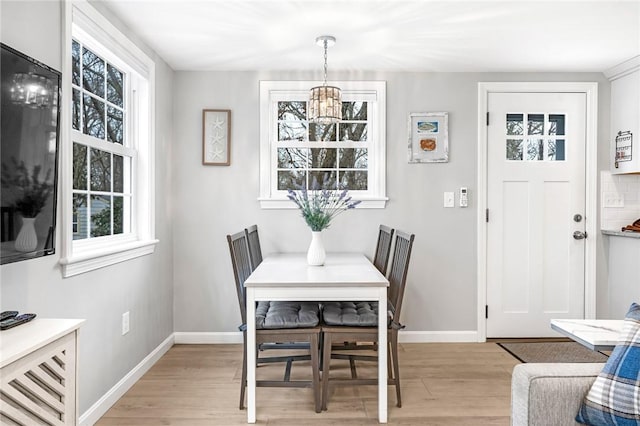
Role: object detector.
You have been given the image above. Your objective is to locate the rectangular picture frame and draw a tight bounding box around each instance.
[408,112,449,163]
[202,109,231,165]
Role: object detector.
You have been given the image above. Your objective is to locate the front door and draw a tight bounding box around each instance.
[486,92,587,337]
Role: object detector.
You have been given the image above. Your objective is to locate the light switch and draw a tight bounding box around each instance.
[444,192,455,208]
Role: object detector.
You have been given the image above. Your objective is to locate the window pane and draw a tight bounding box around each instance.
[90,194,111,237]
[113,154,124,192]
[506,139,523,161]
[72,89,81,131]
[340,171,368,190]
[548,114,565,135]
[72,40,81,86]
[526,139,544,161]
[339,148,368,168]
[506,114,523,135]
[309,171,337,190]
[107,64,124,108]
[278,122,307,141]
[73,143,87,190]
[548,139,566,161]
[527,114,544,135]
[277,148,308,169]
[309,123,337,142]
[278,101,306,120]
[342,101,367,120]
[83,94,105,139]
[72,194,87,240]
[277,170,305,190]
[339,123,368,141]
[310,148,337,168]
[82,47,105,98]
[107,106,124,144]
[113,196,123,234]
[90,148,111,191]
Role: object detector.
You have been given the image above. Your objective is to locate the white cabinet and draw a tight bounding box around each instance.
[606,56,640,174]
[0,319,84,425]
[604,232,640,318]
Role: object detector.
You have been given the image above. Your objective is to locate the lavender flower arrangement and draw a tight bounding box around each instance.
[287,183,361,232]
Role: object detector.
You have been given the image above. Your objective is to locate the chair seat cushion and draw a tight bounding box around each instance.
[255,301,320,329]
[322,301,379,327]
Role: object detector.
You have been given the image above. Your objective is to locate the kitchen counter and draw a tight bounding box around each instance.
[602,229,640,239]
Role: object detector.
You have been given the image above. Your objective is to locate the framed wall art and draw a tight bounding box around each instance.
[408,112,449,163]
[202,109,231,165]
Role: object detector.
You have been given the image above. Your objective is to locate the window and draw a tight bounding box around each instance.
[259,81,386,208]
[505,113,566,161]
[61,1,156,277]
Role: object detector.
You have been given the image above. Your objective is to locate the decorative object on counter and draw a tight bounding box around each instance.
[622,218,640,232]
[408,112,449,163]
[287,179,361,266]
[202,109,231,165]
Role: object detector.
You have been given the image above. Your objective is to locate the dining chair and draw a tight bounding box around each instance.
[320,230,415,410]
[244,224,263,270]
[226,230,322,412]
[373,225,394,276]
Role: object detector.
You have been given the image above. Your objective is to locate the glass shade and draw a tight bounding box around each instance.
[309,85,342,124]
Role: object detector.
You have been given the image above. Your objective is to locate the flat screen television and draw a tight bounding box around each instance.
[1,43,61,265]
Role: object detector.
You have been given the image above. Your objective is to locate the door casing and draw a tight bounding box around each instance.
[476,82,599,342]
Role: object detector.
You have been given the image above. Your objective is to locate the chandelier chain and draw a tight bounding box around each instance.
[323,39,328,87]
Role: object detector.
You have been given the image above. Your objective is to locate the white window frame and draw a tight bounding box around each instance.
[259,81,387,209]
[60,0,157,277]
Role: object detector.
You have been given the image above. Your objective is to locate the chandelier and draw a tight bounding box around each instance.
[10,70,55,108]
[309,35,342,124]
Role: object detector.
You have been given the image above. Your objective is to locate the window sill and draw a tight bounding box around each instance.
[258,197,388,209]
[60,239,159,277]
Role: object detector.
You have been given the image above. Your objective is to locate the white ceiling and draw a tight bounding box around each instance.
[101,0,640,73]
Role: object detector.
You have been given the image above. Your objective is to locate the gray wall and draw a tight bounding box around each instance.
[0,0,175,414]
[173,70,611,334]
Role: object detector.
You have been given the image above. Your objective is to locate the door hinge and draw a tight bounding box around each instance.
[486,208,489,223]
[486,112,489,126]
[485,305,489,319]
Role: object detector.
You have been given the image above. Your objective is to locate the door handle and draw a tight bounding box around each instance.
[573,231,587,240]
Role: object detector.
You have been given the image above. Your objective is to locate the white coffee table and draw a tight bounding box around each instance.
[550,319,624,351]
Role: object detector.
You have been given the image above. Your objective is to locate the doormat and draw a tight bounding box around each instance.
[497,341,609,363]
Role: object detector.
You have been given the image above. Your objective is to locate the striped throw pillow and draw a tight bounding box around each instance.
[576,303,640,425]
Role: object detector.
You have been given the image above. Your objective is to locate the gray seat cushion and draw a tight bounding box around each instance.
[322,301,379,327]
[255,301,320,329]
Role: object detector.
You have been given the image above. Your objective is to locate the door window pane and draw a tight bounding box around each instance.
[526,139,544,160]
[548,139,566,161]
[548,114,565,136]
[506,139,523,160]
[506,114,523,135]
[527,114,544,135]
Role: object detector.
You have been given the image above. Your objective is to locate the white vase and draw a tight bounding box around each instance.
[15,216,38,253]
[307,231,326,266]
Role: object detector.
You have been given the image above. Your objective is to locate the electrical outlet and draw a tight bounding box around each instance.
[444,192,455,208]
[122,311,130,335]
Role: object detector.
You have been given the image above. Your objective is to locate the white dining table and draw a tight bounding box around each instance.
[243,252,390,423]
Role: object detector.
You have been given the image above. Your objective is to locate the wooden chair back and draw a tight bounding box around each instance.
[373,225,394,276]
[387,230,415,323]
[245,224,263,270]
[227,230,253,325]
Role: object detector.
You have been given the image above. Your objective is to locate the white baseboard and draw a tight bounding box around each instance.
[174,331,242,344]
[399,330,479,343]
[173,331,478,344]
[79,334,174,426]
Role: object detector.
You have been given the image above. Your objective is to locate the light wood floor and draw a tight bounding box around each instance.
[97,342,520,425]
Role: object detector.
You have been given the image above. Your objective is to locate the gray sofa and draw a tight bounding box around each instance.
[511,363,604,426]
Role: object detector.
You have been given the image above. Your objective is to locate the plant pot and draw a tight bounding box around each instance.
[307,231,326,266]
[15,216,38,253]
